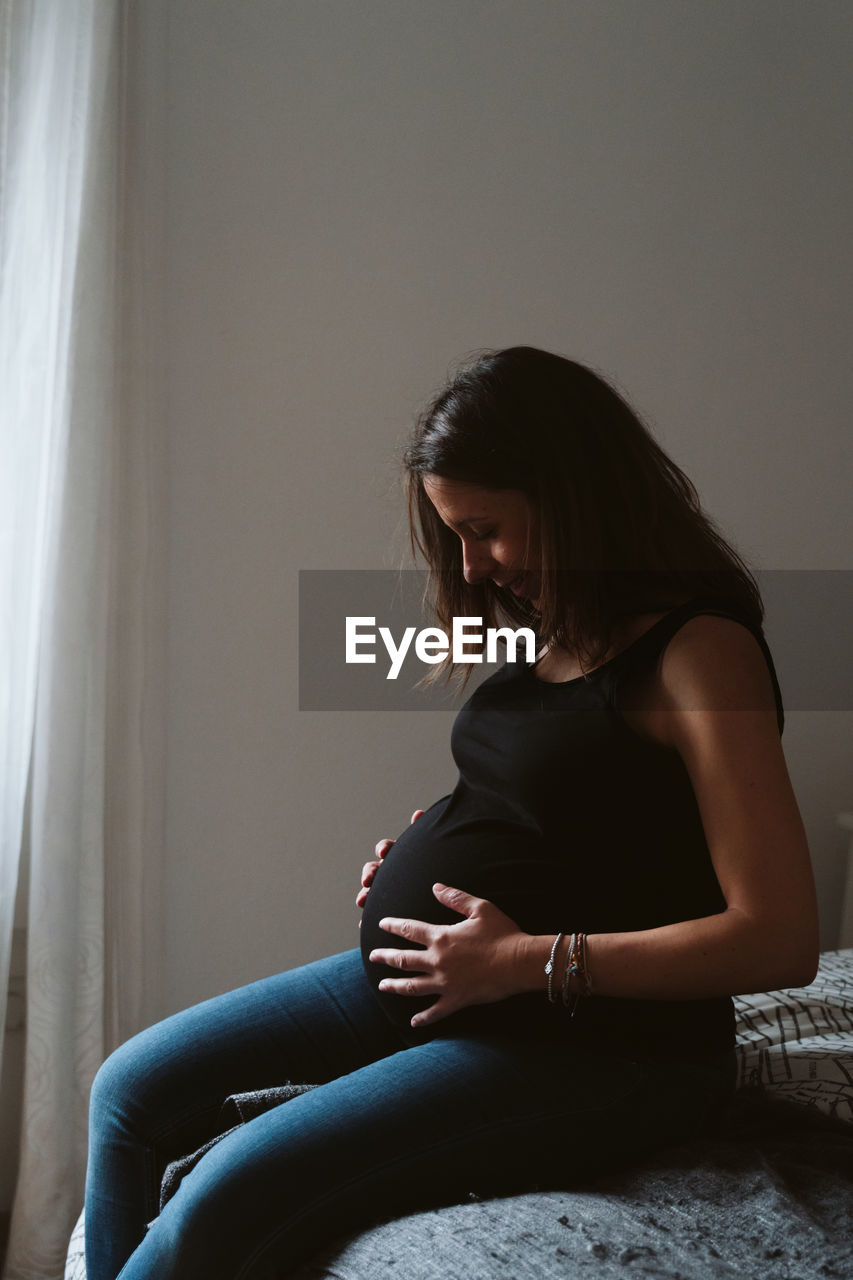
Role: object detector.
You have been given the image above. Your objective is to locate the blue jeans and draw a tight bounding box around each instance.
[85,949,735,1280]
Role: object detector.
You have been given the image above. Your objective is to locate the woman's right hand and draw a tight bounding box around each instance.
[356,810,424,911]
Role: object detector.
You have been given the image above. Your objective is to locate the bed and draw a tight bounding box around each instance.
[65,949,853,1280]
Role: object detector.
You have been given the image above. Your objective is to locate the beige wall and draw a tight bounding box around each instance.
[132,0,853,1021]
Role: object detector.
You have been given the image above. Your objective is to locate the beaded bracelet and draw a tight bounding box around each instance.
[544,932,564,1005]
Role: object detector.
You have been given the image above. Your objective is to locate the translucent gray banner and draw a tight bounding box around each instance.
[298,570,853,712]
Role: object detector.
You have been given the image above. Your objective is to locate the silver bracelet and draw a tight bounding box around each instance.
[545,932,564,1004]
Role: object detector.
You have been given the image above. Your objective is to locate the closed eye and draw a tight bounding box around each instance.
[473,528,496,542]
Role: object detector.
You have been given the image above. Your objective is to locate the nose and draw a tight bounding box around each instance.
[461,539,494,585]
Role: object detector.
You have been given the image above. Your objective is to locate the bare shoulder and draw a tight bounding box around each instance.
[658,614,777,716]
[620,614,778,749]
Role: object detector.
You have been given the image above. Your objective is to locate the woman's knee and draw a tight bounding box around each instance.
[88,1044,140,1143]
[88,1023,175,1139]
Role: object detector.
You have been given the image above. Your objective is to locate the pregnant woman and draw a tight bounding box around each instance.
[84,347,819,1279]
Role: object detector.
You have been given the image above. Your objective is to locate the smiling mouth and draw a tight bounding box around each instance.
[496,572,542,604]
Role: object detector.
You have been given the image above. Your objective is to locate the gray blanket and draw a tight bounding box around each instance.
[286,1097,852,1280]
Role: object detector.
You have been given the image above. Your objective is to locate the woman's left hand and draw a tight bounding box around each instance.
[367,884,530,1029]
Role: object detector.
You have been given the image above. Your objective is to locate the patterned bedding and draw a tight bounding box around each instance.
[734,948,853,1125]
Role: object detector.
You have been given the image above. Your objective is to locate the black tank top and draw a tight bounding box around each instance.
[360,597,784,1063]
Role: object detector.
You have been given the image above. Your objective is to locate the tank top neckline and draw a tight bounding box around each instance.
[523,596,710,688]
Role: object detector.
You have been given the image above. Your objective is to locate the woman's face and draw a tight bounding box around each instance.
[423,476,541,604]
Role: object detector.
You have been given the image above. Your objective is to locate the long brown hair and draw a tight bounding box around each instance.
[404,346,762,681]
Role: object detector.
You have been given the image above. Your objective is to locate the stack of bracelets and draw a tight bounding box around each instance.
[544,932,593,1016]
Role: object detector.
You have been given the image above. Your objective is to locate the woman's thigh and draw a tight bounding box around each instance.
[86,949,405,1280]
[113,1034,734,1280]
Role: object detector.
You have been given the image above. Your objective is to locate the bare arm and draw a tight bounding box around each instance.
[519,617,819,1001]
[573,617,817,996]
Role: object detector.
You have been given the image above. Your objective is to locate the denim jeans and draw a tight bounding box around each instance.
[85,949,735,1280]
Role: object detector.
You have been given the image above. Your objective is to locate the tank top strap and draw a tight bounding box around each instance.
[602,596,785,735]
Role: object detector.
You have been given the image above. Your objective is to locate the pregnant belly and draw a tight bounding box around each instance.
[359,803,561,1030]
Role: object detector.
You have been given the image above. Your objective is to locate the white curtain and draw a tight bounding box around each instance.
[0,1,150,1275]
